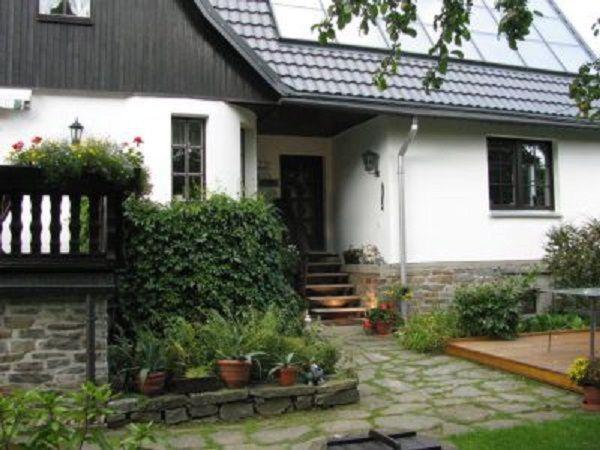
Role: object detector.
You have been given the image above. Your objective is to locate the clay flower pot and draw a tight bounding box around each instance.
[136,371,166,396]
[218,360,252,388]
[375,321,392,335]
[277,367,297,387]
[582,386,600,412]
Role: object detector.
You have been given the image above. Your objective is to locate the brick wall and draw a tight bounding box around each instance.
[344,260,550,313]
[0,295,108,390]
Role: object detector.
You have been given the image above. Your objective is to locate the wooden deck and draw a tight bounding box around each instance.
[446,330,599,392]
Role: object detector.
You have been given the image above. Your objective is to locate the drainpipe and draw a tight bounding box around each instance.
[398,116,419,291]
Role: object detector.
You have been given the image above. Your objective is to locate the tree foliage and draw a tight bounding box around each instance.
[315,0,599,118]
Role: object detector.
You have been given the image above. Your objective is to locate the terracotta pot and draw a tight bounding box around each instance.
[583,386,600,412]
[136,371,166,396]
[277,367,297,387]
[218,360,252,388]
[362,319,373,334]
[375,320,392,335]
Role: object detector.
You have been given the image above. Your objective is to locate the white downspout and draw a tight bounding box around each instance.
[398,116,419,291]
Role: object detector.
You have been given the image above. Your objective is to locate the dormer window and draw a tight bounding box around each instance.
[39,0,91,21]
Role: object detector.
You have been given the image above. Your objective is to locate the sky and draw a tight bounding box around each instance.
[554,0,600,55]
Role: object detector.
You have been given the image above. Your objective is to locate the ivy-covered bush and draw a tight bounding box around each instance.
[545,219,600,288]
[397,309,460,353]
[454,275,534,340]
[117,195,304,331]
[7,137,149,192]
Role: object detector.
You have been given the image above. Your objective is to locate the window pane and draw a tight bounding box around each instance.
[188,121,203,146]
[551,43,592,73]
[173,176,185,199]
[172,119,186,145]
[471,32,523,65]
[518,40,564,71]
[272,4,324,41]
[68,0,90,17]
[189,176,204,199]
[519,143,551,208]
[189,148,202,173]
[172,147,185,173]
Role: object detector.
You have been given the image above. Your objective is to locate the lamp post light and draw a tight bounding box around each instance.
[69,118,84,144]
[362,150,380,177]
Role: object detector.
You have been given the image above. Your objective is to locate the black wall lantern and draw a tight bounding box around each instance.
[362,150,380,177]
[69,118,84,144]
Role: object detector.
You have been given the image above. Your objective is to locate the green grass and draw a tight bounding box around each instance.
[450,413,600,450]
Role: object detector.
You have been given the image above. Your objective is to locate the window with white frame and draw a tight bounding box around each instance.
[39,0,91,18]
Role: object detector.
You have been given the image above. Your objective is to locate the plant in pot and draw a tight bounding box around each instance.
[134,329,167,396]
[269,353,299,387]
[165,318,221,394]
[377,282,412,310]
[366,308,403,336]
[214,334,265,388]
[568,357,600,411]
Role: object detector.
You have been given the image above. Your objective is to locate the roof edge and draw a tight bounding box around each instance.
[191,0,290,96]
[280,94,600,130]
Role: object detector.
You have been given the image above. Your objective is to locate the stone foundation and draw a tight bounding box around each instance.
[0,295,108,390]
[344,260,551,313]
[107,379,360,428]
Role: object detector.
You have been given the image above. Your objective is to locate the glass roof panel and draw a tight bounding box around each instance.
[335,19,389,48]
[533,16,578,44]
[270,0,587,73]
[518,40,564,71]
[271,4,324,41]
[471,32,524,65]
[551,43,593,72]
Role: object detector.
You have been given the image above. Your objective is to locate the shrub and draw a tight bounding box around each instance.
[545,220,600,288]
[0,383,156,449]
[454,275,534,339]
[518,313,588,333]
[117,195,305,332]
[398,309,460,353]
[568,357,600,388]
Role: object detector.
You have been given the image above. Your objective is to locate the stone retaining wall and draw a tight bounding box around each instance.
[0,295,108,390]
[107,379,360,428]
[344,260,550,312]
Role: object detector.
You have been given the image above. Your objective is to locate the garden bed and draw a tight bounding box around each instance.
[106,378,359,428]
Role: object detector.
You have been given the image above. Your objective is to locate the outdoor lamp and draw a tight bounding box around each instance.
[362,150,380,177]
[69,118,84,144]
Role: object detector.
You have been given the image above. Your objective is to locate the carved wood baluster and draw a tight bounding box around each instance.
[9,194,23,255]
[49,194,62,255]
[30,194,43,254]
[69,195,81,255]
[89,194,101,254]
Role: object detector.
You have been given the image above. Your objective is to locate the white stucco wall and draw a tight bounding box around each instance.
[333,115,600,264]
[257,135,334,250]
[0,90,257,201]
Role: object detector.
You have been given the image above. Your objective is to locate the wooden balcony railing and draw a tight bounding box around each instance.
[0,166,134,272]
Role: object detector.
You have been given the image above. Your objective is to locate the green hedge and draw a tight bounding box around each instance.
[117,195,304,331]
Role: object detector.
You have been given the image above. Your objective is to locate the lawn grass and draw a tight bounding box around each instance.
[449,413,600,450]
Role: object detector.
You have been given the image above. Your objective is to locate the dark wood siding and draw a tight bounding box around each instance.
[0,0,277,103]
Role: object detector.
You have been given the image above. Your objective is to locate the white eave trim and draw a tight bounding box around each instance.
[0,88,32,110]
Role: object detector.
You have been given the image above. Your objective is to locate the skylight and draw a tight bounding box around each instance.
[270,0,595,73]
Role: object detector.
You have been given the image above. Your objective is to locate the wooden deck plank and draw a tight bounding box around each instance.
[446,331,599,393]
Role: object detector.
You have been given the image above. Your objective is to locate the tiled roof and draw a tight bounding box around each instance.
[209,0,589,123]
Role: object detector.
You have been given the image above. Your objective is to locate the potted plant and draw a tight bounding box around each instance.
[366,308,402,335]
[269,353,299,387]
[217,351,264,389]
[133,330,167,396]
[378,282,412,310]
[568,357,600,411]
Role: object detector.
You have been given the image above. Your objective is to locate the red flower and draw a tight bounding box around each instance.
[11,141,24,152]
[31,136,43,145]
[133,136,143,146]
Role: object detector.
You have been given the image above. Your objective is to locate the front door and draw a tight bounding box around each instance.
[280,155,325,251]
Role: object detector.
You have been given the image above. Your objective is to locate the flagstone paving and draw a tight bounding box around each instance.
[148,326,581,449]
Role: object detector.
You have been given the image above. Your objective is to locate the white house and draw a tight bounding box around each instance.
[1,0,599,317]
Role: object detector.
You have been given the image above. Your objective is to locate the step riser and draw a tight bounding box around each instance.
[306,254,340,263]
[306,264,341,274]
[306,277,349,285]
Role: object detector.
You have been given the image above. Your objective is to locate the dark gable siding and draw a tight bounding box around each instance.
[0,0,278,103]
